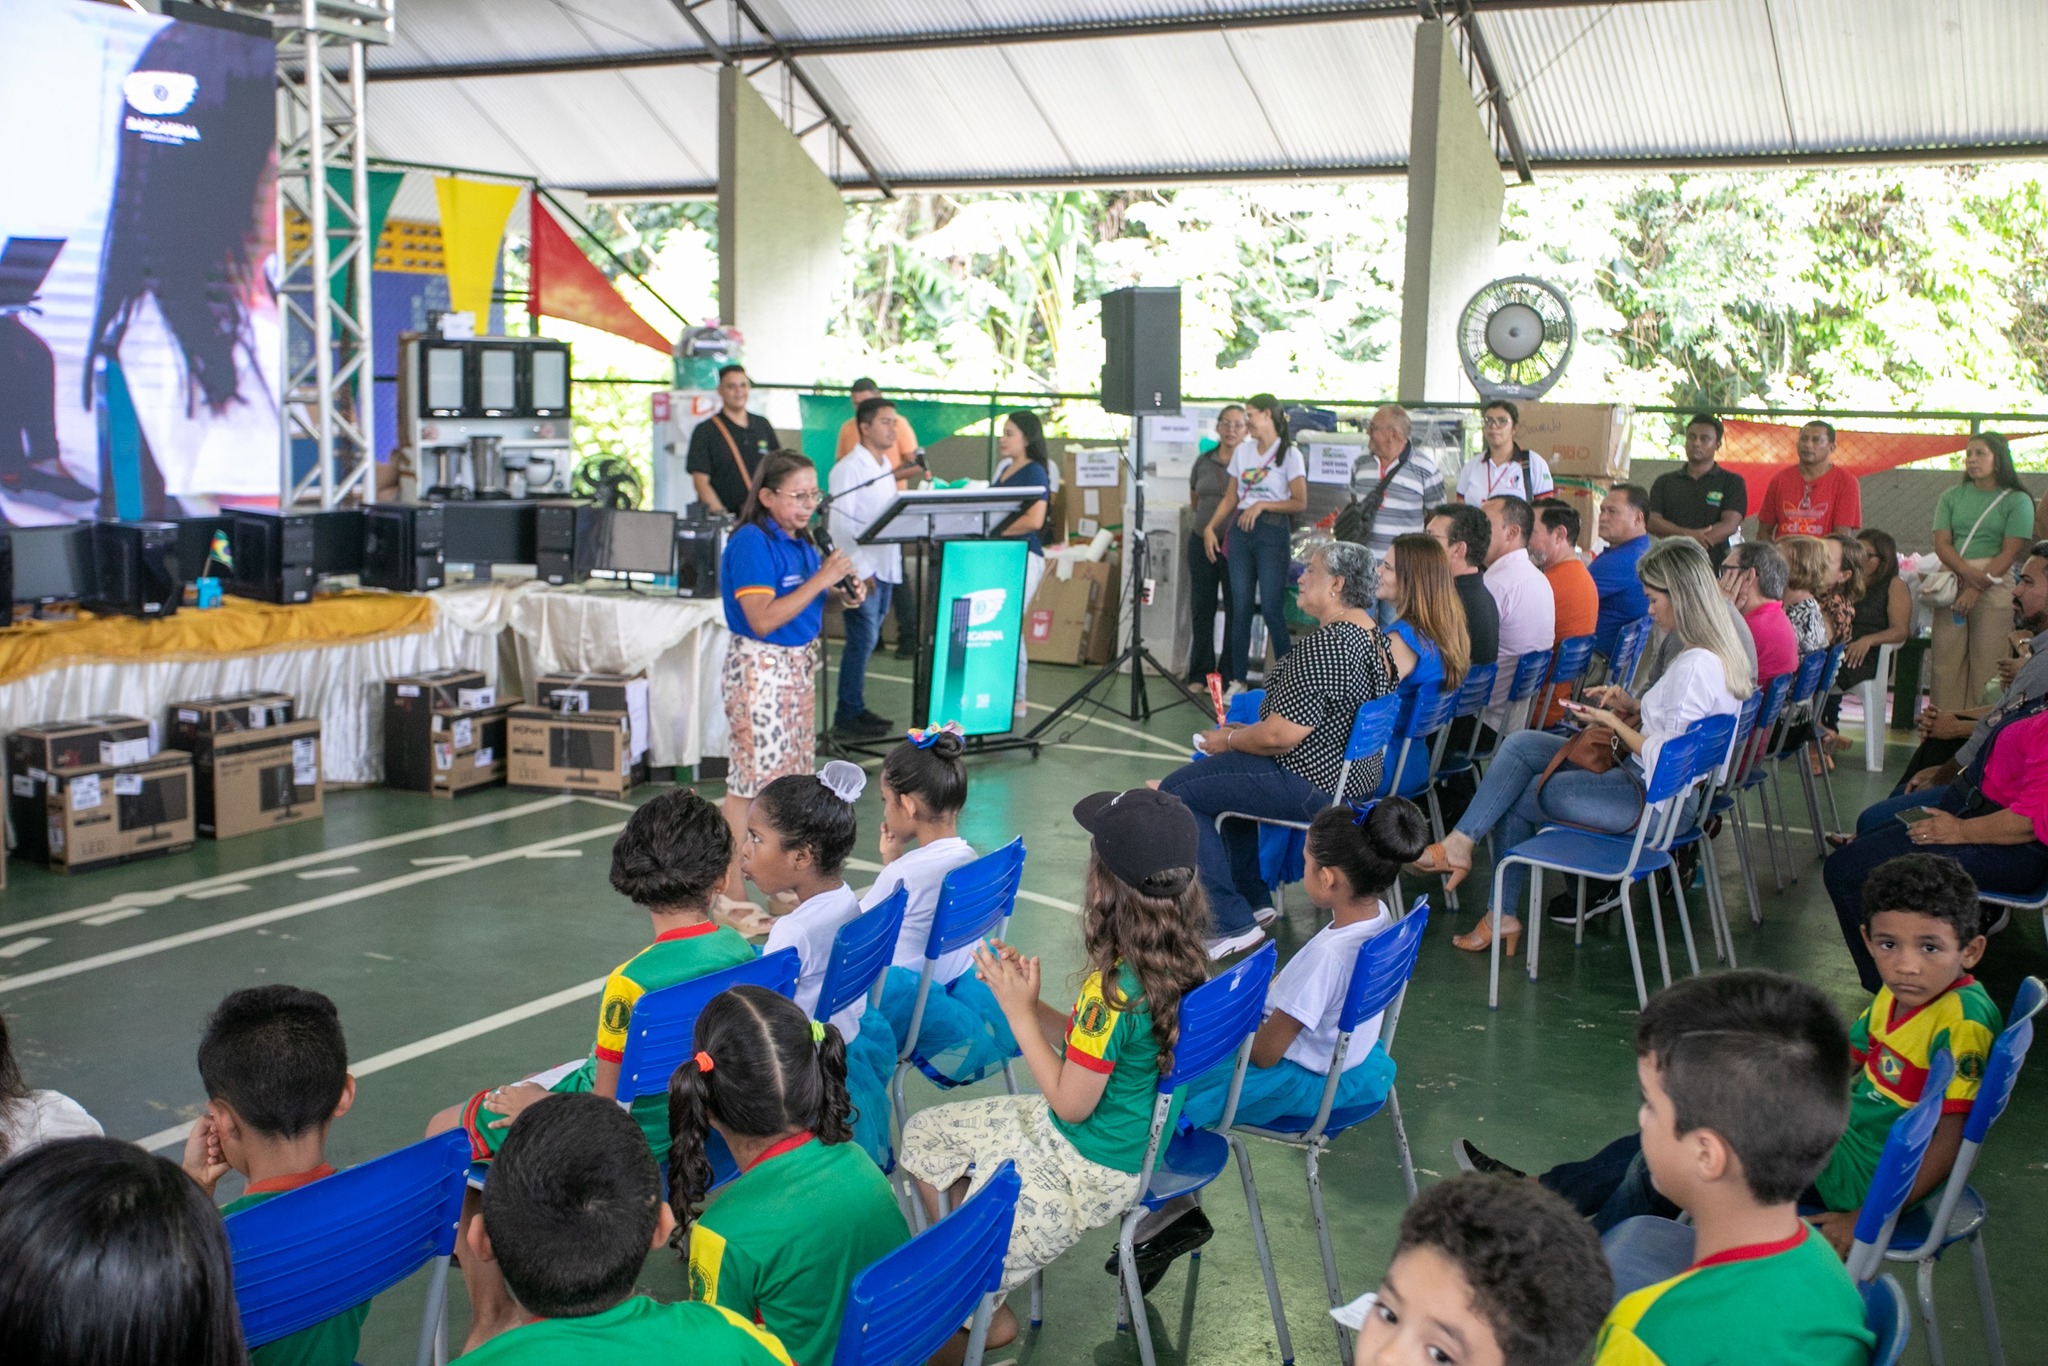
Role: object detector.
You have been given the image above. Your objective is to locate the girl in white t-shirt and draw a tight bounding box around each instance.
[0,1015,102,1162]
[1179,797,1430,1131]
[750,761,889,1162]
[868,725,1016,1086]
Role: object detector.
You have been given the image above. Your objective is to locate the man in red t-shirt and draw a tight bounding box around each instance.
[1757,420,1861,540]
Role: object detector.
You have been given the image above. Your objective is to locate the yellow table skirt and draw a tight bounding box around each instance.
[0,592,437,688]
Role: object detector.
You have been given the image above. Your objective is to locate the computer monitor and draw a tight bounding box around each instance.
[549,727,613,775]
[575,508,676,579]
[118,773,188,833]
[12,523,93,603]
[443,501,537,566]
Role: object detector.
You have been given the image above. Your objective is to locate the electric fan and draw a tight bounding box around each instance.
[1456,276,1576,400]
[571,455,645,510]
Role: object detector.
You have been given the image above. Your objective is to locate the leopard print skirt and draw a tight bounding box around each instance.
[723,635,817,799]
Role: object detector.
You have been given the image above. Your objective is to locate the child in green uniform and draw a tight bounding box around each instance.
[1335,1173,1610,1366]
[180,985,363,1366]
[427,789,757,1163]
[671,985,910,1366]
[899,788,1212,1357]
[456,1093,790,1365]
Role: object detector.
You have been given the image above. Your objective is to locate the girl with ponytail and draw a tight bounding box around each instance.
[669,986,908,1366]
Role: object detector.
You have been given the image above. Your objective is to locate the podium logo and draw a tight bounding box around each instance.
[964,588,1008,627]
[124,70,199,115]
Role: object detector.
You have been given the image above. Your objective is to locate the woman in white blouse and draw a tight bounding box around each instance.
[1412,538,1751,954]
[0,1015,101,1162]
[1203,394,1307,689]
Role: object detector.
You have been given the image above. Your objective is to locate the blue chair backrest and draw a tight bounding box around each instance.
[1687,713,1739,784]
[1642,728,1703,805]
[1162,942,1278,1091]
[1450,662,1498,719]
[831,1161,1020,1366]
[615,949,802,1105]
[1862,1275,1910,1366]
[1755,672,1793,730]
[1817,642,1847,695]
[1851,1049,1956,1254]
[1383,685,1455,797]
[1790,649,1828,704]
[1550,633,1597,685]
[1226,690,1264,724]
[818,887,908,1026]
[1338,899,1431,1033]
[226,1129,471,1349]
[1963,976,2044,1145]
[1344,693,1402,763]
[925,838,1026,961]
[1507,648,1553,701]
[1612,616,1653,685]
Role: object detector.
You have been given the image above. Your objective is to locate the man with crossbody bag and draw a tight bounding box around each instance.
[1336,404,1443,624]
[686,364,779,515]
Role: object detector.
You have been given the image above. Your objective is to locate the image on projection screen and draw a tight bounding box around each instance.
[0,3,280,525]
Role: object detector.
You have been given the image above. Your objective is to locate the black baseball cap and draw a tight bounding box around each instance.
[1072,789,1200,892]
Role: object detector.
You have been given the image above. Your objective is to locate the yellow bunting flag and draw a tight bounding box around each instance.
[433,176,523,324]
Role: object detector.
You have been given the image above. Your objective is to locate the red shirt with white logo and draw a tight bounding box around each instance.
[1759,464,1861,537]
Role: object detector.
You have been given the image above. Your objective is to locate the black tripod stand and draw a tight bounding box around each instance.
[1029,426,1207,736]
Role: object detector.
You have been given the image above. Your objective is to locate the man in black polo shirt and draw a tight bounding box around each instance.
[685,364,779,515]
[1647,413,1747,570]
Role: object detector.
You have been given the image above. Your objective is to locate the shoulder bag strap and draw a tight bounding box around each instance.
[1954,488,2012,555]
[711,415,756,494]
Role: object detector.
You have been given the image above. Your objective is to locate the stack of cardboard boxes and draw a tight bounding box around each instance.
[508,672,652,798]
[167,692,323,839]
[8,716,190,874]
[384,669,509,798]
[1024,446,1125,668]
[1513,402,1633,552]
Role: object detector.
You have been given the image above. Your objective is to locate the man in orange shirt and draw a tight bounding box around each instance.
[1528,498,1599,726]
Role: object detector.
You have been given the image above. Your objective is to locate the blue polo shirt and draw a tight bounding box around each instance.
[1589,534,1651,659]
[723,522,824,646]
[996,459,1052,557]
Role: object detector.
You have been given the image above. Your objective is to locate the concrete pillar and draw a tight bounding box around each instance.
[718,66,845,415]
[1398,21,1505,405]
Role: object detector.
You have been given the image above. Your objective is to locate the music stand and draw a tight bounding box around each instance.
[834,488,1047,760]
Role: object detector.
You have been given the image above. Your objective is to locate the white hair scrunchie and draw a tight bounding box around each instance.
[817,759,867,805]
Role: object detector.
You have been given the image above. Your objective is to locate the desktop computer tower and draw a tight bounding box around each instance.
[535,502,578,585]
[85,521,184,619]
[673,517,728,599]
[362,505,446,591]
[229,510,316,604]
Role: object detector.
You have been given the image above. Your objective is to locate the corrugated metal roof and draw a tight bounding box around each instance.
[356,0,2048,193]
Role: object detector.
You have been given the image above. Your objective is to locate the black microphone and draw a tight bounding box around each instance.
[809,513,862,596]
[912,447,929,471]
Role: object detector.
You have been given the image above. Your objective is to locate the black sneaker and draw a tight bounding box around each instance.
[1104,1207,1214,1295]
[1453,1138,1526,1180]
[856,709,895,731]
[834,713,891,739]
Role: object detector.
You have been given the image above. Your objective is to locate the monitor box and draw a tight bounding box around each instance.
[387,668,492,713]
[429,704,510,798]
[383,670,495,792]
[533,673,649,770]
[8,715,153,864]
[507,705,634,798]
[165,691,297,753]
[187,718,323,839]
[42,751,194,874]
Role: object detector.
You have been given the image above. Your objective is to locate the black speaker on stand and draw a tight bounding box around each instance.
[1030,285,1205,738]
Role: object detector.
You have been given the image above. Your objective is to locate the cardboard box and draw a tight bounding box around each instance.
[44,751,195,873]
[534,673,650,768]
[165,692,296,753]
[189,718,323,839]
[1515,402,1632,480]
[387,669,493,714]
[507,705,635,798]
[384,672,495,792]
[9,715,153,864]
[1073,559,1123,665]
[1024,557,1122,666]
[431,706,509,798]
[1053,448,1126,545]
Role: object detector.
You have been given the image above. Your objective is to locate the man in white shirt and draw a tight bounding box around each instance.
[1481,495,1556,727]
[829,398,907,738]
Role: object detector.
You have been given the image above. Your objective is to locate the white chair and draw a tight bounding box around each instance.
[1858,641,1899,773]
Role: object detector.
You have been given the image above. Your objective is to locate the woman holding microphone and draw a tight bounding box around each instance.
[717,450,865,917]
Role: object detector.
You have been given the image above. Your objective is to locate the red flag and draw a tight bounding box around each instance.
[528,202,671,354]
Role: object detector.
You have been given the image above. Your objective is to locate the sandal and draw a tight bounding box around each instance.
[1408,843,1472,893]
[1452,915,1521,957]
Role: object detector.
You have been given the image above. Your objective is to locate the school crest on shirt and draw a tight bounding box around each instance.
[1077,996,1112,1036]
[602,996,634,1035]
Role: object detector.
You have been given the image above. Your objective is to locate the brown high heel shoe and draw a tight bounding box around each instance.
[1409,843,1472,892]
[1452,915,1522,956]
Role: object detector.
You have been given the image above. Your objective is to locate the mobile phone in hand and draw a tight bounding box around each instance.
[1895,807,1941,827]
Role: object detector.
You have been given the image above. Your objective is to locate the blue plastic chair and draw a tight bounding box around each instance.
[1103,942,1286,1366]
[1845,1048,1957,1284]
[1809,641,1850,835]
[1755,649,1831,878]
[225,1129,471,1366]
[832,1161,1019,1366]
[1378,682,1455,801]
[890,839,1026,1137]
[1534,633,1598,730]
[1978,878,2048,949]
[819,886,909,1027]
[1667,698,1756,967]
[1718,672,1793,927]
[1493,725,1705,1009]
[1865,1274,1913,1366]
[1424,660,1497,913]
[1237,901,1431,1361]
[1608,615,1654,692]
[1213,689,1310,895]
[1877,976,2043,1366]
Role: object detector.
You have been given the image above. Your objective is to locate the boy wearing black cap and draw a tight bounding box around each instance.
[898,788,1212,1356]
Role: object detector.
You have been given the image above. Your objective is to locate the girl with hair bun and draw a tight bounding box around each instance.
[750,760,890,1163]
[868,724,1016,1086]
[669,986,908,1366]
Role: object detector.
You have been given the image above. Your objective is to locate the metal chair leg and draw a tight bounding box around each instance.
[1667,865,1701,978]
[1700,837,1736,967]
[1917,1255,1946,1366]
[1304,1143,1345,1365]
[1385,1083,1418,1204]
[1796,749,1826,861]
[1970,1230,2006,1366]
[1732,802,1765,927]
[416,1255,452,1366]
[1574,875,1589,947]
[1488,862,1511,1010]
[1646,873,1674,989]
[1119,1220,1158,1366]
[1617,879,1650,1008]
[1235,1136,1296,1366]
[1030,1271,1044,1329]
[963,1294,997,1366]
[1756,780,1788,892]
[1818,738,1843,834]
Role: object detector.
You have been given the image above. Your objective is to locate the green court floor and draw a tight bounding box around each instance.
[1,659,2042,1365]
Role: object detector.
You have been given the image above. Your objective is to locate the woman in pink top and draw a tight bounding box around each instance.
[1721,542,1799,684]
[1825,699,2048,990]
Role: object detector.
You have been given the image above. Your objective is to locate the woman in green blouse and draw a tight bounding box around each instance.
[1929,431,2035,710]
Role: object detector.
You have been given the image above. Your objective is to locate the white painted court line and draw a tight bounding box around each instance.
[0,937,50,958]
[81,907,147,927]
[184,884,252,902]
[296,866,361,880]
[0,821,625,996]
[1042,742,1180,763]
[523,849,583,859]
[133,974,611,1153]
[410,856,473,867]
[0,796,581,939]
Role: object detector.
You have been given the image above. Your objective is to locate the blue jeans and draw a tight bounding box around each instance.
[1158,752,1327,935]
[1452,729,1648,918]
[1227,515,1294,683]
[1825,781,2048,991]
[1541,1132,1827,1232]
[837,581,893,724]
